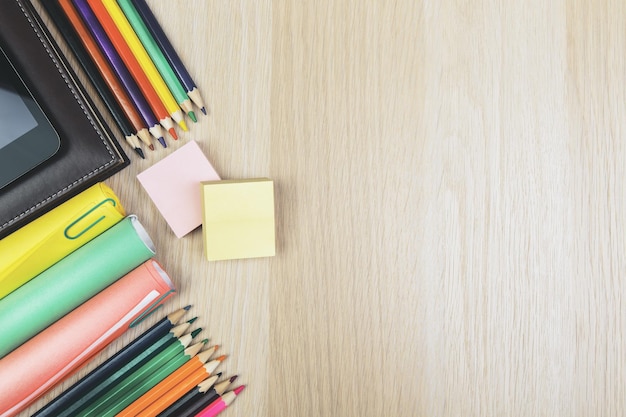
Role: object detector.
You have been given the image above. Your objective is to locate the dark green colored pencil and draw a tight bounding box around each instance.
[32,307,190,417]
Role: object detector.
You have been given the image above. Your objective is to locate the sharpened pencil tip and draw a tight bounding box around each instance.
[201,107,207,115]
[230,375,238,383]
[188,317,198,324]
[234,385,246,395]
[188,111,197,123]
[184,305,192,310]
[168,128,178,140]
[158,136,167,147]
[134,148,145,159]
[217,355,227,362]
[178,120,188,131]
[191,328,203,338]
[149,143,155,151]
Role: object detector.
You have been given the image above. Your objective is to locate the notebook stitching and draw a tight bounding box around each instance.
[2,0,119,230]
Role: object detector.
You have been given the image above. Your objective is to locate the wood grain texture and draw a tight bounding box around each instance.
[23,0,626,416]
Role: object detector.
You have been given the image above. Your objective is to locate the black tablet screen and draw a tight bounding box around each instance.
[0,46,60,189]
[0,80,38,149]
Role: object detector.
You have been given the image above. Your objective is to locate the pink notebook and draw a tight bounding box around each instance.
[0,259,176,417]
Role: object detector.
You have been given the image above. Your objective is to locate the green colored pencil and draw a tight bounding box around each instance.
[92,339,208,417]
[33,309,192,417]
[77,334,203,417]
[116,0,197,122]
[58,320,197,417]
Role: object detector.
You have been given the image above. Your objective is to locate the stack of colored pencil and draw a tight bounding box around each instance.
[42,0,207,159]
[32,306,245,417]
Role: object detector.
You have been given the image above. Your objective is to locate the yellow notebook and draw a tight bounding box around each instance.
[201,178,275,261]
[0,183,125,299]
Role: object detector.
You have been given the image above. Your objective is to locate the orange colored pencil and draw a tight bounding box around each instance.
[82,0,179,139]
[135,369,218,417]
[56,0,155,150]
[117,347,224,417]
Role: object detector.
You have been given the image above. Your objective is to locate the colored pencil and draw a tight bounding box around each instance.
[74,0,178,140]
[31,306,191,417]
[68,331,201,417]
[97,0,188,130]
[116,0,196,122]
[160,375,237,417]
[44,0,155,153]
[133,362,221,417]
[67,0,166,146]
[58,0,155,150]
[51,324,196,417]
[155,373,223,417]
[83,339,208,417]
[195,386,246,417]
[40,0,145,158]
[130,0,207,114]
[119,347,222,417]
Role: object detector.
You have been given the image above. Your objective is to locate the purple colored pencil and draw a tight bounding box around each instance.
[130,0,207,114]
[70,0,167,146]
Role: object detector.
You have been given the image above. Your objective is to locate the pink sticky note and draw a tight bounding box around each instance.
[137,141,220,238]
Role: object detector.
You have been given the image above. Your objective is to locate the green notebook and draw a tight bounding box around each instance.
[0,216,155,358]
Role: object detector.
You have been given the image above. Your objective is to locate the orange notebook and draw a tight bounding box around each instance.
[0,259,176,417]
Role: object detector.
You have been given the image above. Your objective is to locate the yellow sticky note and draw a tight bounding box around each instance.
[201,178,275,261]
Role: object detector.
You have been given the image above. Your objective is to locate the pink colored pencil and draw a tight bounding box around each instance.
[195,386,245,417]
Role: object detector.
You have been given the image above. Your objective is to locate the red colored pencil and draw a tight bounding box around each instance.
[80,0,179,139]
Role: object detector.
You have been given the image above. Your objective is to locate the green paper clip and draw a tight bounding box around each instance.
[64,198,117,240]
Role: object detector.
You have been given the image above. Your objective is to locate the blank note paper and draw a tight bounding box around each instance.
[201,178,275,261]
[137,141,220,238]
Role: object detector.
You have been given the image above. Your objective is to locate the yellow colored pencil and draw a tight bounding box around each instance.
[100,0,187,131]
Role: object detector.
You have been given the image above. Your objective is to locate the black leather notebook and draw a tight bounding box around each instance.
[0,0,129,239]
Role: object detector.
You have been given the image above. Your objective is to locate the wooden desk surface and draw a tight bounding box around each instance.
[25,1,626,416]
